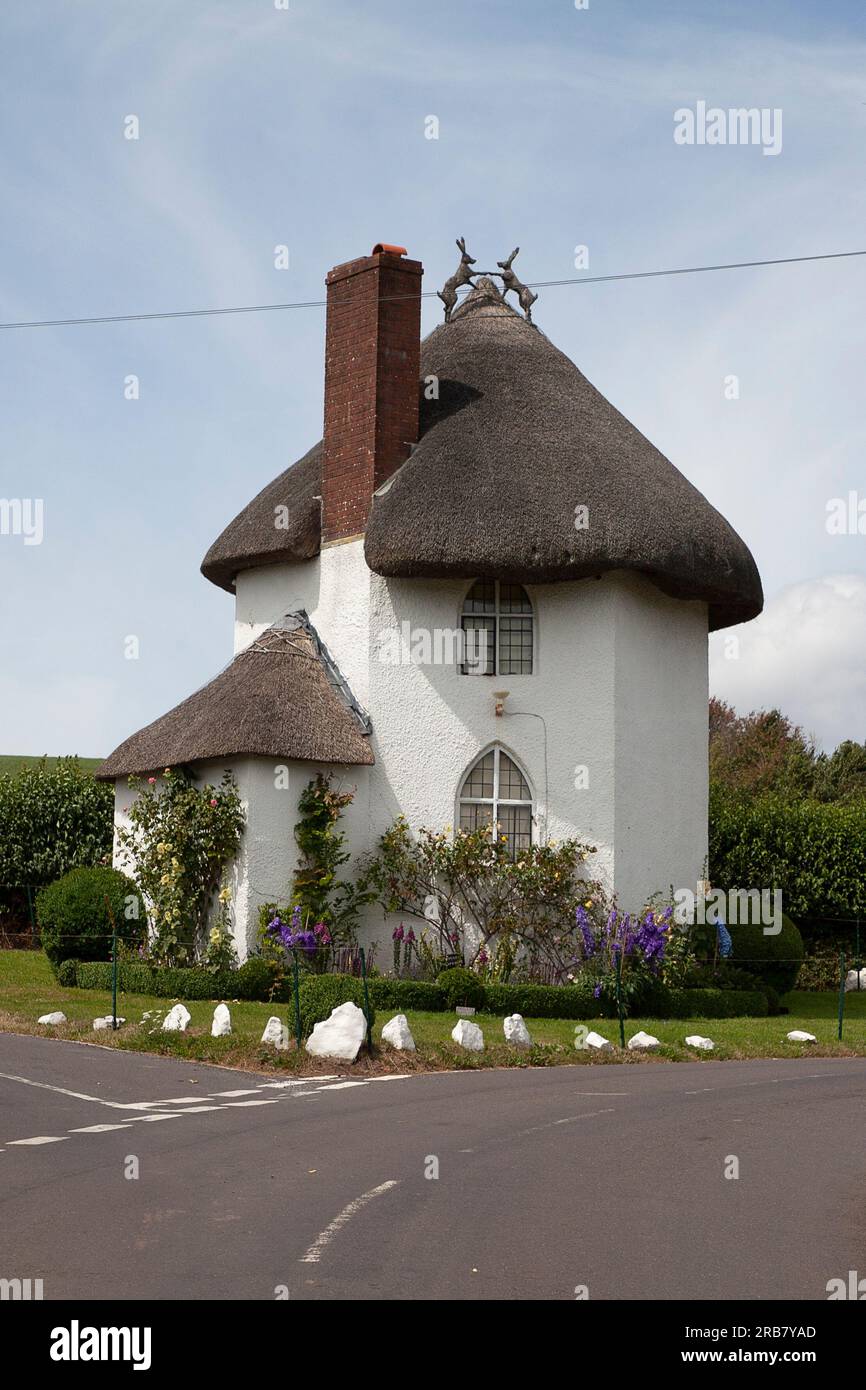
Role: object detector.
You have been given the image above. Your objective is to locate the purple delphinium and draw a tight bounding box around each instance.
[621,913,636,956]
[575,905,596,958]
[636,910,666,971]
[267,911,317,954]
[593,982,602,998]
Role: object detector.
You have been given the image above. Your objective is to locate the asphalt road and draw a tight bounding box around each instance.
[1,1034,865,1301]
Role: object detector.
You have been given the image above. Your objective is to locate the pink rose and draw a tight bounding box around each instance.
[147,777,156,785]
[210,799,217,807]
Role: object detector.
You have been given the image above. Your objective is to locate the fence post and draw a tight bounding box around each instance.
[292,951,302,1050]
[103,895,119,1032]
[359,947,373,1053]
[615,949,625,1049]
[25,885,37,944]
[837,951,846,1042]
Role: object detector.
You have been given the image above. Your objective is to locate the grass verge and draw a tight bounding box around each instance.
[2,949,865,1075]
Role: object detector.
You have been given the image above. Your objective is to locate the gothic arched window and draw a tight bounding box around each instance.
[458,746,534,857]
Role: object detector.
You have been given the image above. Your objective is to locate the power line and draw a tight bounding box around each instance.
[0,248,863,331]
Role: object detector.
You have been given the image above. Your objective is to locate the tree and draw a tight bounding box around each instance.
[708,698,816,798]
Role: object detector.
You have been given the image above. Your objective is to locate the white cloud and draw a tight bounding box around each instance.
[709,574,866,751]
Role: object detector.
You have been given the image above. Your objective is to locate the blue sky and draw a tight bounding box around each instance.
[1,0,864,755]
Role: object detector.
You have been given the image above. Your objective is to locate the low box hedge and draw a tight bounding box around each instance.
[367,978,446,1012]
[60,958,288,1003]
[57,959,767,1020]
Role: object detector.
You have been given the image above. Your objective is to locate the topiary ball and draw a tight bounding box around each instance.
[436,966,486,1012]
[726,903,804,996]
[36,866,145,966]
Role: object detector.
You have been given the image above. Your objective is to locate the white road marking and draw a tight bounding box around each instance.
[210,1089,262,1097]
[135,1113,185,1123]
[367,1075,412,1083]
[256,1078,339,1089]
[223,1099,279,1108]
[0,1071,124,1107]
[299,1180,400,1264]
[69,1124,133,1134]
[515,1108,616,1139]
[167,1105,223,1114]
[145,1096,207,1105]
[308,1081,368,1092]
[8,1135,68,1146]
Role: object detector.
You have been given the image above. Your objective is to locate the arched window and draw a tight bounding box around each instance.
[460,580,533,676]
[458,746,534,856]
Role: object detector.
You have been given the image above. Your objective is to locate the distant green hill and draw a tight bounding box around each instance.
[0,755,103,776]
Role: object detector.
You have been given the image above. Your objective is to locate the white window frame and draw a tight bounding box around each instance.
[459,579,534,676]
[457,745,536,854]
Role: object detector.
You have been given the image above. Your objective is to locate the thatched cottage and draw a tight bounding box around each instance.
[97,243,763,958]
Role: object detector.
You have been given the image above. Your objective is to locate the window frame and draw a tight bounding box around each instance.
[459,579,534,677]
[457,745,535,856]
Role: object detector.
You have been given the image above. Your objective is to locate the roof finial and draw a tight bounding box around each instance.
[438,237,477,322]
[496,247,538,324]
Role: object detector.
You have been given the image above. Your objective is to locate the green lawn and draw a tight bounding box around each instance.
[2,949,865,1074]
[0,754,103,775]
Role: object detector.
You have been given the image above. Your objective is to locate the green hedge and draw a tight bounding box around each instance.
[368,978,445,1012]
[436,966,486,1010]
[727,912,804,995]
[0,758,113,915]
[37,867,145,966]
[373,976,767,1020]
[482,981,767,1020]
[710,790,866,919]
[662,988,767,1019]
[62,958,287,1003]
[58,960,767,1019]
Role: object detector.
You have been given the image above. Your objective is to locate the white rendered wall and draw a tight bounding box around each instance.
[232,546,709,952]
[612,576,709,911]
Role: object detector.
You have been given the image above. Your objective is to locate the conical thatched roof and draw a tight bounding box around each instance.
[202,277,762,631]
[95,619,373,781]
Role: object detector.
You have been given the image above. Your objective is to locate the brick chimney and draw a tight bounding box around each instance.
[321,244,423,544]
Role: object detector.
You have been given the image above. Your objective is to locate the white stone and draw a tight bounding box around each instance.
[381,1013,416,1051]
[503,1014,532,1047]
[93,1015,126,1030]
[786,1029,817,1044]
[161,1003,191,1032]
[451,1018,484,1051]
[844,969,866,993]
[685,1035,715,1050]
[305,1001,367,1062]
[211,1003,232,1037]
[37,1012,66,1025]
[261,1015,288,1048]
[585,1030,613,1051]
[627,1030,661,1051]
